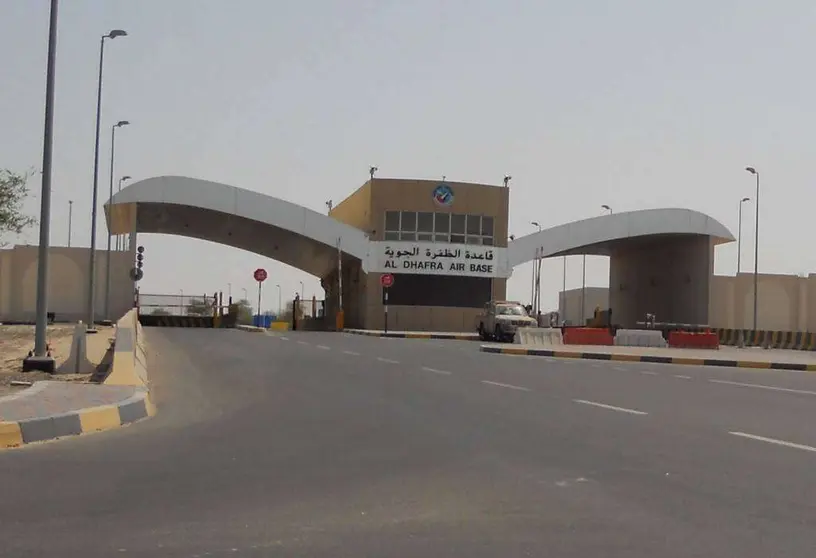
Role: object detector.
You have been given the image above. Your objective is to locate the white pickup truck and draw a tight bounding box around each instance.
[477,300,538,342]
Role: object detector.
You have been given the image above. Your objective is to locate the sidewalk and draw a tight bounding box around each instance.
[480,342,816,371]
[344,328,479,341]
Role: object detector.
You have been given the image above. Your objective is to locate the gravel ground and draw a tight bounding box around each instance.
[0,324,114,396]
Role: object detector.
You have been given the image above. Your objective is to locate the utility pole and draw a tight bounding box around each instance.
[67,200,73,247]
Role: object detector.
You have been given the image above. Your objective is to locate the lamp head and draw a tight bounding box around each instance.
[107,29,127,39]
[122,175,132,181]
[741,197,750,202]
[745,166,757,175]
[115,120,130,128]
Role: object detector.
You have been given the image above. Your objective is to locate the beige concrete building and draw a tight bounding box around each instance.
[0,244,135,323]
[561,272,816,332]
[558,287,610,326]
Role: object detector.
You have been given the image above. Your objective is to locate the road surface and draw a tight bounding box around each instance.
[1,329,815,556]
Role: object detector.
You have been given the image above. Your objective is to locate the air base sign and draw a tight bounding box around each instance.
[369,241,510,278]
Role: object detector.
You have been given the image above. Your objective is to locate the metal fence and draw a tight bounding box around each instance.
[137,292,220,317]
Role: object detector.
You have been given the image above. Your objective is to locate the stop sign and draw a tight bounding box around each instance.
[254,268,268,282]
[380,273,394,288]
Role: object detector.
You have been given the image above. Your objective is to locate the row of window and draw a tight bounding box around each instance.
[384,211,494,245]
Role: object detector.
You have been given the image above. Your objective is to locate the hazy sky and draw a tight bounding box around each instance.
[3,0,815,312]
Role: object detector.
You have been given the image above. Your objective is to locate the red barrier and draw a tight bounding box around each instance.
[563,327,614,346]
[668,330,719,349]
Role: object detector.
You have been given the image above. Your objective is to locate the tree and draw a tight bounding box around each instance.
[149,308,171,316]
[233,299,253,324]
[0,169,36,246]
[186,298,213,316]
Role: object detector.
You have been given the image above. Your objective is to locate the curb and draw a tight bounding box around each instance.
[344,329,479,341]
[0,388,154,449]
[479,345,816,371]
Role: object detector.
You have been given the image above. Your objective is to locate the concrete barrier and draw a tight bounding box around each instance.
[106,309,149,390]
[514,327,564,346]
[614,329,668,348]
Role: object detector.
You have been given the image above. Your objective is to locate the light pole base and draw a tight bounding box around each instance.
[22,355,56,373]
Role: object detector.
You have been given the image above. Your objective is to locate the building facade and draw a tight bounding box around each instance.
[327,178,510,332]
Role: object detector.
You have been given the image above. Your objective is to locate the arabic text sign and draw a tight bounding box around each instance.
[369,241,509,278]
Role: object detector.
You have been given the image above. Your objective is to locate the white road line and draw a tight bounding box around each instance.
[481,380,531,392]
[573,399,648,415]
[421,366,452,375]
[613,365,627,371]
[316,345,330,350]
[729,431,816,453]
[709,379,816,396]
[297,340,308,345]
[639,370,659,376]
[342,350,360,356]
[674,374,692,380]
[279,336,289,341]
[377,357,400,364]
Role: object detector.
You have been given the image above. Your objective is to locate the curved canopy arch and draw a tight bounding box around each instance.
[508,208,734,267]
[106,176,369,277]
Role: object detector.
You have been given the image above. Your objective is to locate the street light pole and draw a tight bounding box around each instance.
[737,197,750,274]
[115,175,131,250]
[105,120,129,321]
[581,253,586,325]
[746,167,760,330]
[299,280,304,300]
[86,28,127,331]
[530,221,542,310]
[27,0,60,371]
[67,200,73,247]
[277,284,282,316]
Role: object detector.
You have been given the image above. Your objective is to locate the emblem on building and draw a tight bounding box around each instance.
[432,183,454,206]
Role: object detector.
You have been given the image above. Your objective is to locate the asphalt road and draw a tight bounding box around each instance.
[2,329,816,557]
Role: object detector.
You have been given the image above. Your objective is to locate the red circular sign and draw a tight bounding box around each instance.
[254,268,268,282]
[380,273,394,288]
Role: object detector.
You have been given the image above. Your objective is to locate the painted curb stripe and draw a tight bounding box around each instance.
[478,345,816,371]
[0,422,23,448]
[344,330,480,341]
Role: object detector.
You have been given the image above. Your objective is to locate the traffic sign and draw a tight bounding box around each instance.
[254,268,268,282]
[380,273,394,288]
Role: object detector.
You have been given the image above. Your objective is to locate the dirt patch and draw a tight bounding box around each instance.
[0,324,115,396]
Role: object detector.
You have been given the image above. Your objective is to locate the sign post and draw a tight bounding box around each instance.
[253,268,267,327]
[380,273,394,333]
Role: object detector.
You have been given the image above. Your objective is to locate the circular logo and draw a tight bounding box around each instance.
[381,273,394,288]
[432,183,454,206]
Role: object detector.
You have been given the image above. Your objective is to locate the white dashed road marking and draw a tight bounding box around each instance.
[639,370,659,376]
[674,374,692,380]
[343,350,360,356]
[297,340,308,345]
[481,380,531,392]
[709,379,816,396]
[279,336,289,341]
[573,399,648,415]
[377,357,400,364]
[421,366,452,375]
[729,431,816,453]
[316,345,330,350]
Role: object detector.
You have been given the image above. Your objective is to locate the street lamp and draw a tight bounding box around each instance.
[26,0,59,371]
[68,200,73,247]
[105,120,129,321]
[86,27,127,331]
[737,197,750,274]
[115,175,131,250]
[601,204,612,214]
[745,167,760,330]
[530,221,542,312]
[276,284,282,316]
[299,280,304,300]
[369,166,378,180]
[326,200,333,213]
[503,175,512,188]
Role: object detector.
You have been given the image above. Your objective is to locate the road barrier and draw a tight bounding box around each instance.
[563,327,614,346]
[668,330,719,349]
[614,329,668,348]
[716,328,816,350]
[138,314,215,328]
[107,308,149,389]
[514,327,563,346]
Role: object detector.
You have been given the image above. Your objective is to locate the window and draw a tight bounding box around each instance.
[381,211,495,246]
[417,212,433,233]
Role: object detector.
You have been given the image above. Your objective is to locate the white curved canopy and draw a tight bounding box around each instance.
[508,208,734,267]
[106,176,369,276]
